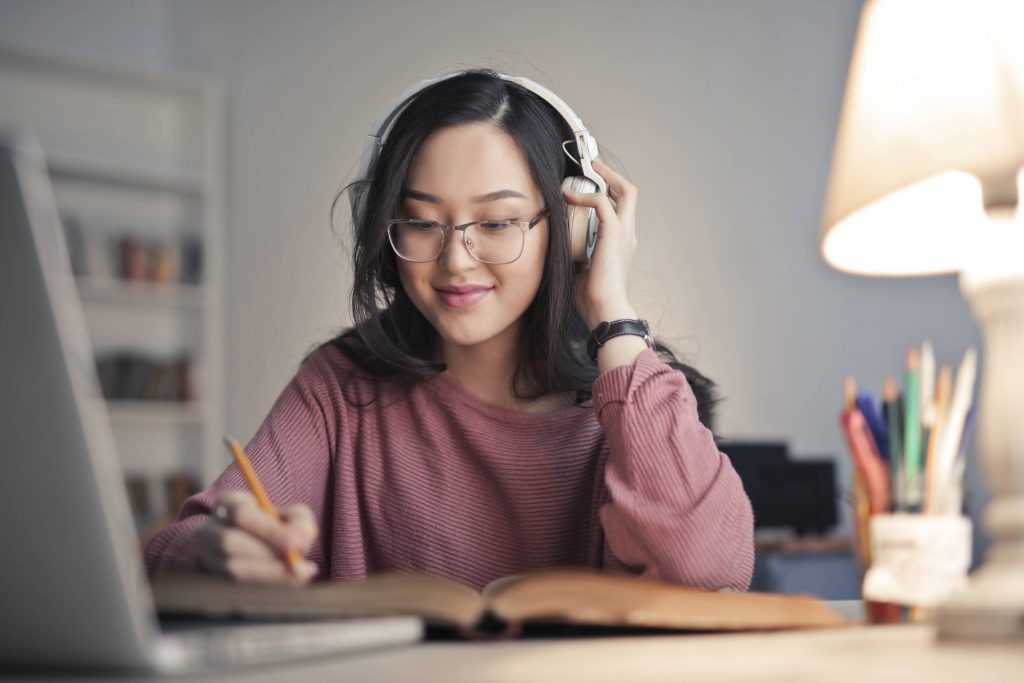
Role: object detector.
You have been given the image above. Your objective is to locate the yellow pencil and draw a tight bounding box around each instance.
[222,435,304,576]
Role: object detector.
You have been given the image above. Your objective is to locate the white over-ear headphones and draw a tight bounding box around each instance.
[352,71,608,262]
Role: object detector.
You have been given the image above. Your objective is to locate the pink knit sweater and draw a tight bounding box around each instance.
[144,345,754,591]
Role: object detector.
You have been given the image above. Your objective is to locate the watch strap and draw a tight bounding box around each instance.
[587,319,654,361]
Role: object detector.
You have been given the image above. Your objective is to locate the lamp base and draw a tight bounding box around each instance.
[939,257,1024,641]
[936,505,1024,640]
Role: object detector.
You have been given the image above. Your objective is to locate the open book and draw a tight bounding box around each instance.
[152,568,846,639]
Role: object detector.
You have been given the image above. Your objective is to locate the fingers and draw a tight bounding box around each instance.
[199,491,319,585]
[219,491,292,552]
[563,184,619,231]
[592,158,638,219]
[280,503,319,551]
[198,525,316,585]
[198,521,275,567]
[563,159,637,227]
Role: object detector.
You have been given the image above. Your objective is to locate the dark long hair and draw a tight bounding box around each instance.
[316,69,719,431]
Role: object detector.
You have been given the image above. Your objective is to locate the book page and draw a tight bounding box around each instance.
[152,571,485,630]
[486,568,847,632]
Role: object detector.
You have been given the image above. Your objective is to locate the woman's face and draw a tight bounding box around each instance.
[396,122,549,354]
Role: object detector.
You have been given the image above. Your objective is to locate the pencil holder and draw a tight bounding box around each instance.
[862,513,971,609]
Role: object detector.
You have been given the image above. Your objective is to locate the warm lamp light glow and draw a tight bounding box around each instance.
[820,0,1024,276]
[822,171,988,276]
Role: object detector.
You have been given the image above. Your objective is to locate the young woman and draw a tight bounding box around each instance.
[144,70,754,591]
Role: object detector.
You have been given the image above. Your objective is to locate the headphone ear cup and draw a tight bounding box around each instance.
[562,176,599,262]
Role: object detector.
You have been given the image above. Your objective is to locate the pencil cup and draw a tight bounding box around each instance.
[862,514,971,612]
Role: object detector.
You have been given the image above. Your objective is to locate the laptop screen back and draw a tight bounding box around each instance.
[0,134,158,670]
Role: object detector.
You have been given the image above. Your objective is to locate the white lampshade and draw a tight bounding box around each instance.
[820,0,1024,276]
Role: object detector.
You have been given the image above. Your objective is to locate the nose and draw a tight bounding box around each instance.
[437,227,478,273]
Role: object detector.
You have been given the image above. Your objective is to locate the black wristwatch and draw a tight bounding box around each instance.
[587,319,655,361]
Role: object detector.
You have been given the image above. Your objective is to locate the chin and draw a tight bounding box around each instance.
[427,310,509,350]
[433,324,495,349]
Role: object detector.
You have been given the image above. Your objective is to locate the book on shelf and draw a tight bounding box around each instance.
[151,242,177,284]
[59,214,203,286]
[120,235,148,282]
[180,236,202,285]
[129,472,200,543]
[151,568,846,639]
[96,352,194,402]
[119,234,202,286]
[125,475,154,533]
[164,473,200,516]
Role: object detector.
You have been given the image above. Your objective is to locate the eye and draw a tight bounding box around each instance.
[479,220,513,231]
[406,220,438,231]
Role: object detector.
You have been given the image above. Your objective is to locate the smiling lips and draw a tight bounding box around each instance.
[435,284,493,308]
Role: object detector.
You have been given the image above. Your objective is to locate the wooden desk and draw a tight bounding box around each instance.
[29,624,1022,682]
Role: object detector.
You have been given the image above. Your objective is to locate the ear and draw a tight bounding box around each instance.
[562,176,599,262]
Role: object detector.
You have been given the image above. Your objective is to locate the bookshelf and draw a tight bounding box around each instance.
[0,45,225,533]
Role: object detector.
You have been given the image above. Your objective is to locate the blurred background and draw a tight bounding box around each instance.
[0,0,988,598]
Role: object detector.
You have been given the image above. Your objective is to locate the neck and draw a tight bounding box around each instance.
[440,322,523,409]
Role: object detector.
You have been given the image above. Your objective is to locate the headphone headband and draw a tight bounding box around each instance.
[354,71,604,192]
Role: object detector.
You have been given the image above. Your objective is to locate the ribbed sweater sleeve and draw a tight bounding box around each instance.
[143,352,336,577]
[593,349,755,590]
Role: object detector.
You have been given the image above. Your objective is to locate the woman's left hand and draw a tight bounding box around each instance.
[563,158,639,331]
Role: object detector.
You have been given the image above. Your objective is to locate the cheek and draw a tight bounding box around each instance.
[525,229,550,280]
[507,231,549,297]
[396,262,429,303]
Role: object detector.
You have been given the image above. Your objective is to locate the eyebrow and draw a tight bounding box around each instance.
[401,188,528,203]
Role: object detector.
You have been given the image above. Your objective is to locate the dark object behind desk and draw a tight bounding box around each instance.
[719,441,838,536]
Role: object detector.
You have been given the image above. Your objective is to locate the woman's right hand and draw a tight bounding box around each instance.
[197,490,319,585]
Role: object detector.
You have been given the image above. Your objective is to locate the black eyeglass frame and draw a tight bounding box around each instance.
[386,208,549,265]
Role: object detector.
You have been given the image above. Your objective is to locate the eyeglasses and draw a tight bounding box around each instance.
[387,208,548,265]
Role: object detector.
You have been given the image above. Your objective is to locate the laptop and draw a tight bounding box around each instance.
[0,133,423,674]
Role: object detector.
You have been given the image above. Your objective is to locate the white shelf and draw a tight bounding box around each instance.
[0,46,226,514]
[76,277,205,309]
[46,152,205,196]
[105,400,205,427]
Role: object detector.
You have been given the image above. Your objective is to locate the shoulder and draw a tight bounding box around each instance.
[297,339,406,409]
[300,340,358,377]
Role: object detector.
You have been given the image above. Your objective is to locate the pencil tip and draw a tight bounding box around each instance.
[906,347,920,369]
[883,375,897,400]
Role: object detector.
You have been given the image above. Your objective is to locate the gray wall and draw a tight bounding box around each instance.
[0,0,988,544]
[0,0,169,68]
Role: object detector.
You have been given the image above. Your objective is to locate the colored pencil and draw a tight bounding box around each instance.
[931,348,977,516]
[903,348,923,512]
[924,364,952,514]
[841,412,891,515]
[882,376,903,512]
[919,341,936,473]
[856,391,889,461]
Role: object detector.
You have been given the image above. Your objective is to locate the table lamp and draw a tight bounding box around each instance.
[820,0,1024,640]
